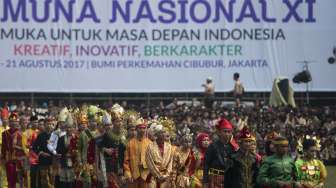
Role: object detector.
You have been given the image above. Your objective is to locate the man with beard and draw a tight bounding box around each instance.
[98,104,126,188]
[203,118,239,188]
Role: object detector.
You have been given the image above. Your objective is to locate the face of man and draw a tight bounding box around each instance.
[128,127,137,138]
[45,122,54,133]
[105,124,113,131]
[182,138,192,149]
[65,125,74,135]
[113,119,122,129]
[250,141,257,153]
[218,128,233,143]
[20,118,29,130]
[59,121,66,131]
[2,119,9,127]
[31,120,39,129]
[89,121,97,130]
[156,131,165,144]
[275,144,289,156]
[164,131,171,142]
[38,121,46,132]
[11,120,20,130]
[240,140,253,152]
[137,127,146,137]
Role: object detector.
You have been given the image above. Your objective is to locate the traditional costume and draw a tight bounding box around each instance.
[0,113,9,188]
[145,122,175,188]
[124,118,152,188]
[225,127,260,188]
[257,137,298,188]
[56,117,78,188]
[26,115,39,188]
[295,137,327,188]
[190,132,210,188]
[1,112,28,188]
[98,104,126,188]
[77,110,98,188]
[203,118,239,188]
[31,118,55,188]
[173,126,194,188]
[123,110,140,140]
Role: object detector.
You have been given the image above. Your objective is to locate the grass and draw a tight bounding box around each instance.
[326,166,336,188]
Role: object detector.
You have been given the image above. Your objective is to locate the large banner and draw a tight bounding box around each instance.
[0,0,335,92]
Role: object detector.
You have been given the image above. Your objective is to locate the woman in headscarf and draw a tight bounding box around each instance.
[190,132,211,188]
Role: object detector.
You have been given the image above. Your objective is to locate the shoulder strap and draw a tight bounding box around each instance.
[84,129,93,140]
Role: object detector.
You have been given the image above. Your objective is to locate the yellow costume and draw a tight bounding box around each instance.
[124,136,152,188]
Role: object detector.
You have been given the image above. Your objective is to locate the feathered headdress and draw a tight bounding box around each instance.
[102,111,112,125]
[58,107,70,122]
[177,125,193,143]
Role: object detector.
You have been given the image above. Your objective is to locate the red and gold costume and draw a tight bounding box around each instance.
[173,126,194,188]
[190,133,210,188]
[1,113,28,188]
[0,113,9,188]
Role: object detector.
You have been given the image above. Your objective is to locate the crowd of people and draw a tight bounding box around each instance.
[0,98,334,188]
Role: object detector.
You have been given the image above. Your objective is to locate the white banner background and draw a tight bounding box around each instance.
[0,0,335,92]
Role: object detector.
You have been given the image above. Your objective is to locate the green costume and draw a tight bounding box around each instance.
[295,159,327,187]
[257,154,297,188]
[78,129,98,187]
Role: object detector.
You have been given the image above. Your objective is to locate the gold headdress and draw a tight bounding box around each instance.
[148,119,163,135]
[122,110,140,129]
[110,104,125,121]
[78,112,88,125]
[158,117,176,135]
[297,135,321,153]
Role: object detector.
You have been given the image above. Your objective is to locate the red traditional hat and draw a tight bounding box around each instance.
[9,112,19,122]
[265,131,279,141]
[136,118,147,129]
[238,127,255,141]
[216,118,233,130]
[1,107,9,120]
